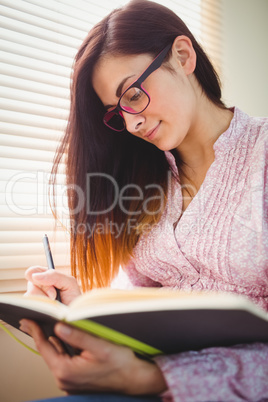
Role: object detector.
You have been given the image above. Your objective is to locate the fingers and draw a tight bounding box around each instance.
[54,323,120,361]
[19,319,64,369]
[24,280,50,298]
[24,266,81,304]
[31,270,73,291]
[19,320,166,395]
[48,336,66,354]
[25,266,47,281]
[53,323,166,395]
[25,266,58,300]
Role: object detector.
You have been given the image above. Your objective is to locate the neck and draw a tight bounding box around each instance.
[175,96,233,170]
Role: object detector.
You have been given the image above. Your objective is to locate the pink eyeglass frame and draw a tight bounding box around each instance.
[103,43,172,131]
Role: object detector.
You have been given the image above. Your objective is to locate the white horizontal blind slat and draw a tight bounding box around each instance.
[0,110,67,130]
[0,61,70,87]
[0,87,70,111]
[0,37,73,67]
[0,15,82,50]
[0,3,86,40]
[0,146,55,162]
[0,50,71,78]
[25,0,113,26]
[0,242,70,258]
[0,217,64,231]
[0,0,222,294]
[0,134,60,153]
[0,0,91,33]
[0,122,63,141]
[0,16,80,54]
[1,157,53,173]
[0,75,69,100]
[0,98,68,120]
[0,230,69,243]
[0,169,66,185]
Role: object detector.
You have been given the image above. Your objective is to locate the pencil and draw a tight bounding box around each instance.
[42,235,77,356]
[42,234,61,302]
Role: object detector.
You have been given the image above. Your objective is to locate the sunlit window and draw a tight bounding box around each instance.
[0,0,222,293]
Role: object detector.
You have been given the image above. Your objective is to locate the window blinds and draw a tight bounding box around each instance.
[0,0,222,294]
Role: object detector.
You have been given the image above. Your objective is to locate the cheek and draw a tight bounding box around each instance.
[147,86,178,115]
[149,76,186,114]
[165,84,195,123]
[150,90,190,124]
[145,70,195,123]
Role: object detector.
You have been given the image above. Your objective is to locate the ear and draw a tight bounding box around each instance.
[170,35,196,75]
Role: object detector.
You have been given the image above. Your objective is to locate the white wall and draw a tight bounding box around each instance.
[0,326,64,402]
[221,0,268,116]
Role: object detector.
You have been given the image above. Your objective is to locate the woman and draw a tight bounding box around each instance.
[21,0,268,401]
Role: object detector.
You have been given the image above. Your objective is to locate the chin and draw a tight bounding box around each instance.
[153,141,176,152]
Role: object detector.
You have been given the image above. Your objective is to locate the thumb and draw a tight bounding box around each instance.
[25,266,47,281]
[31,271,69,293]
[32,270,79,292]
[31,271,81,305]
[31,271,61,300]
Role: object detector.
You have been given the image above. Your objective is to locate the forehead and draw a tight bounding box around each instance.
[92,53,152,103]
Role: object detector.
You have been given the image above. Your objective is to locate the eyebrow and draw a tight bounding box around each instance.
[116,75,135,98]
[104,75,135,110]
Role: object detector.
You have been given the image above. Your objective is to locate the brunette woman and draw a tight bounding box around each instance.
[22,1,268,400]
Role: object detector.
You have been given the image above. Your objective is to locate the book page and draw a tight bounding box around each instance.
[69,287,183,309]
[69,287,248,309]
[0,294,68,320]
[67,287,268,323]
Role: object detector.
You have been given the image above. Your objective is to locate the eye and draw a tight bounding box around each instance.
[124,87,143,103]
[129,88,143,102]
[120,86,149,114]
[123,88,145,107]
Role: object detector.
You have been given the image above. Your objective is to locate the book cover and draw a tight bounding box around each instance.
[1,288,268,357]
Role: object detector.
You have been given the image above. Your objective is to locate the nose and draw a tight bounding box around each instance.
[122,112,145,133]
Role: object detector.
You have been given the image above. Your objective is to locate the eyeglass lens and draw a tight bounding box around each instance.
[120,87,149,113]
[103,111,125,131]
[105,87,150,131]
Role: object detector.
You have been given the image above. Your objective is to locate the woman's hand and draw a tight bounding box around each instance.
[19,319,167,396]
[24,266,81,305]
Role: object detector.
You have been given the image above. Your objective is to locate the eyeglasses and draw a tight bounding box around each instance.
[103,43,172,131]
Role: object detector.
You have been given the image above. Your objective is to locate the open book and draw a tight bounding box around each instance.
[1,288,268,358]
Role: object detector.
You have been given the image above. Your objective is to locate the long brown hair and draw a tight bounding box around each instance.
[52,0,225,290]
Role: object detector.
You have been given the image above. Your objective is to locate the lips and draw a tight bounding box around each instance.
[144,122,161,140]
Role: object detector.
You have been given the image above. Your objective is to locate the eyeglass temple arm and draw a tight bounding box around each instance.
[136,43,172,85]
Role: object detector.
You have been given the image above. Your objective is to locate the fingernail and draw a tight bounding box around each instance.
[19,319,29,334]
[56,323,72,337]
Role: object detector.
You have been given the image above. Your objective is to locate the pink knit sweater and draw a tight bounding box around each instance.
[124,107,268,401]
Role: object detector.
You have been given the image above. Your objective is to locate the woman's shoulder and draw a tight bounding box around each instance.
[246,112,268,159]
[240,108,268,141]
[232,106,267,134]
[231,107,268,158]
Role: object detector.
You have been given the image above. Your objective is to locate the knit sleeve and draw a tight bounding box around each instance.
[154,342,268,401]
